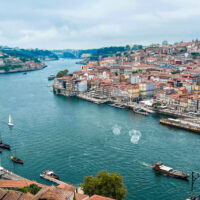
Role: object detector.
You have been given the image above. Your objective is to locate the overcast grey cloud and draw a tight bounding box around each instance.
[0,0,200,49]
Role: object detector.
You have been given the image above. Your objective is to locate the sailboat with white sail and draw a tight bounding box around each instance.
[8,114,14,126]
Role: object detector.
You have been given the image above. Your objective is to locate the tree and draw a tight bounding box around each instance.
[17,184,41,195]
[56,69,69,78]
[81,170,127,200]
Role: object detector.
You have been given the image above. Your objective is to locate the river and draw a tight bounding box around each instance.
[0,59,199,200]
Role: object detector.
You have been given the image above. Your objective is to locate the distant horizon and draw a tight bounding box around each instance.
[1,38,199,51]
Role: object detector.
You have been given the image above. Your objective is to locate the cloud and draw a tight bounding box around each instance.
[0,0,199,49]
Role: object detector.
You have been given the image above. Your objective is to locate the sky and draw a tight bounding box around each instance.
[0,0,200,49]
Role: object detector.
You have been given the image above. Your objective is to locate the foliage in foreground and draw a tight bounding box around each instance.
[81,170,127,200]
[56,69,69,78]
[17,183,41,195]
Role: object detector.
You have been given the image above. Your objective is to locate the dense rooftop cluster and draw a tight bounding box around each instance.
[0,180,115,200]
[0,51,44,73]
[54,40,200,113]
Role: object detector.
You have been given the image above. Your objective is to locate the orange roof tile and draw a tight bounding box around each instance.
[0,188,6,199]
[75,193,89,200]
[18,192,34,200]
[88,195,115,200]
[33,186,73,200]
[57,184,76,192]
[0,180,45,189]
[2,190,20,200]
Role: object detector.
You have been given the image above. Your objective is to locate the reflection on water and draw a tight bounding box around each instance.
[129,129,141,144]
[112,124,121,136]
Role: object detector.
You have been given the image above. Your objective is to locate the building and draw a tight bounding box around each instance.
[162,40,168,46]
[78,80,88,92]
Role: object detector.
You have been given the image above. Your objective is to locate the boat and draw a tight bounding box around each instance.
[0,144,10,150]
[40,170,59,180]
[8,115,14,126]
[152,162,189,180]
[160,118,200,134]
[0,137,10,150]
[48,75,56,81]
[23,72,27,75]
[134,108,148,116]
[108,103,125,109]
[10,155,24,164]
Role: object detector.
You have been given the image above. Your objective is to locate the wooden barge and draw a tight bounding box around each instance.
[152,162,189,180]
[160,118,200,133]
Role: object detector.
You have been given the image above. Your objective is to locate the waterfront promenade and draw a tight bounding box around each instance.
[71,91,199,119]
[0,166,26,180]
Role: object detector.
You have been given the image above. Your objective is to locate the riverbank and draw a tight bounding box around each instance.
[54,89,200,135]
[55,89,199,118]
[0,64,47,74]
[160,118,200,133]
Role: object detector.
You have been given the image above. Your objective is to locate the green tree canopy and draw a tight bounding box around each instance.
[56,69,69,78]
[17,184,41,195]
[81,170,127,200]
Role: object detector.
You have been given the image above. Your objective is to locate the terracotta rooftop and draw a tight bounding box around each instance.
[33,186,73,200]
[2,190,20,200]
[88,195,115,200]
[0,188,6,199]
[75,193,89,200]
[18,192,34,200]
[57,184,77,192]
[0,180,45,189]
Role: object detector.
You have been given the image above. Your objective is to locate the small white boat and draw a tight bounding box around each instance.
[40,170,59,179]
[8,114,14,126]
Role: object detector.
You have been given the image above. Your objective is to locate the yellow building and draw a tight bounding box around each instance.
[128,87,139,99]
[139,83,147,92]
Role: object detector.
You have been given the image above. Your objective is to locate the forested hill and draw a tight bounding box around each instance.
[0,47,58,61]
[52,45,143,60]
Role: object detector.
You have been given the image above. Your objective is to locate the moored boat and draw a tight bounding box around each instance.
[160,118,200,133]
[10,155,24,164]
[0,144,10,150]
[134,108,148,116]
[152,162,189,180]
[0,137,10,150]
[40,170,59,180]
[48,75,56,81]
[108,103,125,109]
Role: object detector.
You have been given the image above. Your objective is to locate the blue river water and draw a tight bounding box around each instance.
[0,59,200,200]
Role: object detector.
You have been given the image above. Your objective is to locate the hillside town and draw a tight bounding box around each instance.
[0,51,46,73]
[53,40,200,118]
